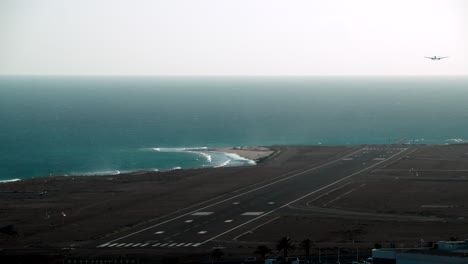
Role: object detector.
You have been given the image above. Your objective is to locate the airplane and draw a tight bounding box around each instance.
[425,56,448,60]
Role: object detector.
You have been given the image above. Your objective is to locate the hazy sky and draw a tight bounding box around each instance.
[1,0,466,76]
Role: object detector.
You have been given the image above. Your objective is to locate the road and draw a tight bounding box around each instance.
[95,146,410,250]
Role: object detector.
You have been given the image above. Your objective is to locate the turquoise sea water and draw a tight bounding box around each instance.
[1,76,468,181]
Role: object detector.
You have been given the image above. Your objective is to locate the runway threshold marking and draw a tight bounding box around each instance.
[102,147,365,245]
[198,148,409,246]
[224,219,233,222]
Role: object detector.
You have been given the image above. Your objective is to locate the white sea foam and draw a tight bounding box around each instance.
[224,153,257,165]
[192,151,212,162]
[0,178,21,183]
[151,147,208,152]
[150,146,212,162]
[214,159,231,168]
[172,167,181,170]
[446,138,465,143]
[80,170,122,176]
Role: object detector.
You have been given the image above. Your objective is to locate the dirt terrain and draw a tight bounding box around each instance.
[2,144,468,262]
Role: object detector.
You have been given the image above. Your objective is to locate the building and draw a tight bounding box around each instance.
[372,239,468,264]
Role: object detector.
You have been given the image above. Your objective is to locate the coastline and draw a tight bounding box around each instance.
[211,146,275,162]
[3,144,468,260]
[0,146,276,183]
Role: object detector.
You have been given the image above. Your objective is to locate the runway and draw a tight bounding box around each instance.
[95,146,410,250]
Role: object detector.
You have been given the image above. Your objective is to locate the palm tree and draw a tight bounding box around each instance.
[254,245,272,259]
[300,239,312,257]
[277,236,295,259]
[211,248,224,261]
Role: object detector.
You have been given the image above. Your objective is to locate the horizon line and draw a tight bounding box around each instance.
[1,74,468,78]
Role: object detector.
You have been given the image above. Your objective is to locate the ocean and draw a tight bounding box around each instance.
[1,76,467,181]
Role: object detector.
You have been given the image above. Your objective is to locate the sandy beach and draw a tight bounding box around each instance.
[213,146,275,161]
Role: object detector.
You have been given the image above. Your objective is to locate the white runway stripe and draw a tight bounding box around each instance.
[132,243,142,247]
[184,243,192,247]
[192,243,201,247]
[160,243,169,247]
[140,243,149,247]
[152,243,161,247]
[242,212,264,216]
[176,243,185,247]
[124,243,134,247]
[97,243,109,248]
[169,243,178,247]
[108,243,119,247]
[191,212,214,216]
[116,243,126,247]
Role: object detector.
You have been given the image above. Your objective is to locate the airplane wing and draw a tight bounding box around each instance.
[439,57,449,59]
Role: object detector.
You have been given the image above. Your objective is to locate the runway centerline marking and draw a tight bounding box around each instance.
[191,212,214,216]
[224,219,233,223]
[103,148,365,244]
[242,212,264,216]
[199,148,409,246]
[198,231,207,234]
[155,231,164,234]
[184,220,193,223]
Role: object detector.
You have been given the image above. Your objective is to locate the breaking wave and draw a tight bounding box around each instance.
[446,138,465,144]
[148,146,256,169]
[80,170,122,176]
[0,178,21,183]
